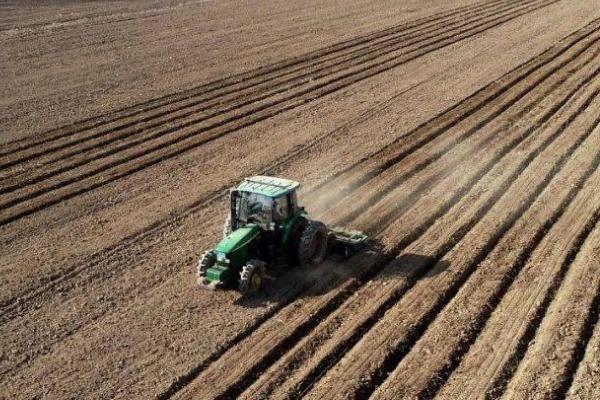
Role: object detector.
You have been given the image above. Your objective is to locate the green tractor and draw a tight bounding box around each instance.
[197,176,368,293]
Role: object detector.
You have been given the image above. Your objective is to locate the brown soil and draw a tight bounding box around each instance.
[2,0,600,399]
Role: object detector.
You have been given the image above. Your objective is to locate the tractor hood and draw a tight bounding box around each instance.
[215,225,260,255]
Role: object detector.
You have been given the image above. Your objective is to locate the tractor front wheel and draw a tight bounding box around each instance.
[197,250,216,284]
[297,220,328,266]
[239,260,266,294]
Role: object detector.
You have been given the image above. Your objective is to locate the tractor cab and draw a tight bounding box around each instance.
[228,176,302,233]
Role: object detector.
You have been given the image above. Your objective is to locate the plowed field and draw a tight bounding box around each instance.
[2,0,600,398]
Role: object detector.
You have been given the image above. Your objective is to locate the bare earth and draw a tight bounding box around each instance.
[2,0,600,399]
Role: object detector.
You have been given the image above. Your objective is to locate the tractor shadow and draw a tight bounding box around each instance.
[234,241,450,309]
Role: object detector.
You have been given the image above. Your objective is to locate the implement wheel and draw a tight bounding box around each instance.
[297,220,328,266]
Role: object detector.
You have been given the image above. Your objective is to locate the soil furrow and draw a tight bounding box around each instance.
[308,16,600,208]
[367,85,600,400]
[240,54,600,400]
[3,13,599,317]
[502,219,600,399]
[566,294,600,398]
[173,103,511,399]
[298,53,600,400]
[435,131,600,400]
[3,1,600,399]
[0,0,544,177]
[0,82,425,317]
[0,0,557,226]
[0,250,337,380]
[488,186,600,399]
[0,10,592,372]
[323,35,600,228]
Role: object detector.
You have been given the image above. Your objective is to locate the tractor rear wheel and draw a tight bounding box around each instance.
[197,250,216,284]
[239,260,266,294]
[297,220,328,266]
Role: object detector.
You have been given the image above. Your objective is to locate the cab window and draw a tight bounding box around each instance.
[237,192,271,225]
[273,195,289,221]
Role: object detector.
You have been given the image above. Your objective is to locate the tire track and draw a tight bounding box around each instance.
[0,0,558,226]
[0,0,512,152]
[168,27,600,400]
[0,0,524,171]
[0,0,527,176]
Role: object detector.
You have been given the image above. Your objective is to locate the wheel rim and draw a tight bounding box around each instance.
[198,253,214,277]
[251,272,262,290]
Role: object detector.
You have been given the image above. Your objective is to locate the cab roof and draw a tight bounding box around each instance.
[237,176,300,198]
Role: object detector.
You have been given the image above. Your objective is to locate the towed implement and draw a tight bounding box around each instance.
[197,176,368,293]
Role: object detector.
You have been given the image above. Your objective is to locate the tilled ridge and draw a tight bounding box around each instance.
[369,81,600,400]
[4,5,598,319]
[241,46,600,400]
[310,15,600,215]
[301,48,600,400]
[3,1,600,400]
[435,120,600,400]
[502,217,600,399]
[4,10,593,382]
[329,35,600,231]
[566,293,600,398]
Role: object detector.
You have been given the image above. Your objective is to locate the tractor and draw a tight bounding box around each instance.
[197,176,367,293]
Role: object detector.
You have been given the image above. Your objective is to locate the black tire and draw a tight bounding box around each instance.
[297,220,328,266]
[288,216,307,264]
[239,260,266,294]
[223,215,232,238]
[197,250,216,284]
